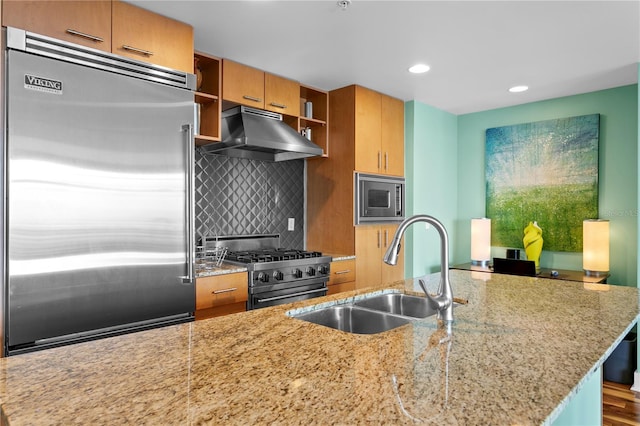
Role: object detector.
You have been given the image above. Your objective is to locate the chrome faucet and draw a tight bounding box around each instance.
[383,214,454,323]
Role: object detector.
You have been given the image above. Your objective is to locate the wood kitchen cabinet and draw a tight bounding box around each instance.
[355,224,404,289]
[2,0,194,73]
[353,85,404,176]
[354,86,382,174]
[2,0,113,52]
[112,1,193,73]
[327,258,356,295]
[222,59,265,109]
[195,272,248,320]
[380,95,405,176]
[307,84,405,258]
[222,59,300,114]
[265,72,299,115]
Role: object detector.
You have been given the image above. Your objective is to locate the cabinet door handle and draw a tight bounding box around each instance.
[269,102,287,109]
[378,151,382,170]
[213,287,237,294]
[122,45,154,57]
[66,29,103,43]
[384,229,388,247]
[385,152,389,171]
[243,95,262,103]
[334,270,351,275]
[377,230,381,248]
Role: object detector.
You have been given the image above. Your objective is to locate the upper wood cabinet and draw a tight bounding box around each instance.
[354,86,404,176]
[222,59,266,109]
[112,1,193,73]
[2,0,112,52]
[2,0,194,73]
[222,59,300,116]
[354,86,382,174]
[381,95,405,176]
[265,73,299,115]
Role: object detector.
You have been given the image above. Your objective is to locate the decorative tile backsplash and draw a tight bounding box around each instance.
[195,151,305,249]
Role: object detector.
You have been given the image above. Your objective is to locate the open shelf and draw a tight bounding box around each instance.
[194,51,221,142]
[299,84,329,157]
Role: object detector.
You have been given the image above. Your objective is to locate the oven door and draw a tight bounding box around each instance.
[249,278,328,310]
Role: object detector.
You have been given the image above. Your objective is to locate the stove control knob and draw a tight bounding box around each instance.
[318,265,329,275]
[273,271,284,281]
[257,272,269,283]
[293,268,303,279]
[306,266,316,277]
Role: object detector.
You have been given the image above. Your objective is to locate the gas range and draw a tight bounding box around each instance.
[201,235,331,310]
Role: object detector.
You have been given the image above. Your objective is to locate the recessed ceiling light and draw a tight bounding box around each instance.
[509,85,529,93]
[408,64,430,74]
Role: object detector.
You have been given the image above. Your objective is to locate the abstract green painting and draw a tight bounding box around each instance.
[485,114,599,252]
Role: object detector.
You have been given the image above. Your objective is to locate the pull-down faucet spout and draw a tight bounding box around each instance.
[383,214,454,323]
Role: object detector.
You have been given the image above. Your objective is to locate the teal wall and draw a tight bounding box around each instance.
[405,85,638,287]
[404,101,458,278]
[457,85,638,286]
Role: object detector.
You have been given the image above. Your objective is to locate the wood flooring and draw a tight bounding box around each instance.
[603,380,640,426]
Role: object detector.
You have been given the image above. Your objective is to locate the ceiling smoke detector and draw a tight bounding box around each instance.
[337,0,351,11]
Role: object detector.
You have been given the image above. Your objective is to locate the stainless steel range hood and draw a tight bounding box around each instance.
[199,106,324,162]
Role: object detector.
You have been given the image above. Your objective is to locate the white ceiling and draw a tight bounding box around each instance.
[129,0,640,115]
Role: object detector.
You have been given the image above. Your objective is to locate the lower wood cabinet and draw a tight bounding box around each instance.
[195,272,248,320]
[327,258,356,295]
[355,224,404,289]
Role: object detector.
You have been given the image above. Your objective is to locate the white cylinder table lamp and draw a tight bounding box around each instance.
[471,218,491,267]
[583,219,609,277]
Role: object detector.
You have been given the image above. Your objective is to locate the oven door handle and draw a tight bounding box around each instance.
[257,288,327,304]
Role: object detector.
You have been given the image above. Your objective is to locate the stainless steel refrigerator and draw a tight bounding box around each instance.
[2,27,196,355]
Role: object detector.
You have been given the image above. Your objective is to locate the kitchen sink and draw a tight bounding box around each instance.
[293,305,413,334]
[289,291,464,334]
[353,293,438,319]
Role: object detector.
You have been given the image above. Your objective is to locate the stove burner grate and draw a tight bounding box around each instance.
[225,249,323,264]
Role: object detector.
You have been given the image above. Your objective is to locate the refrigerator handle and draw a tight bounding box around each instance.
[182,124,195,285]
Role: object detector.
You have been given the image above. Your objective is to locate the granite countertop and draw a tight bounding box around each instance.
[327,253,356,262]
[195,259,247,278]
[0,269,637,425]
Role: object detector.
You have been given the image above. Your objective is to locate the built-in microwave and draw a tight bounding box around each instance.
[355,173,405,224]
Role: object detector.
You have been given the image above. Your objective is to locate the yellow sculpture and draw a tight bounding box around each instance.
[523,221,543,272]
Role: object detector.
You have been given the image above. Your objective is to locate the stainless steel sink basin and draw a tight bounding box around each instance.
[353,293,438,319]
[293,305,412,334]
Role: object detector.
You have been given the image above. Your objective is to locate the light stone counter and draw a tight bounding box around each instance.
[195,259,247,278]
[328,253,356,262]
[0,269,637,425]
